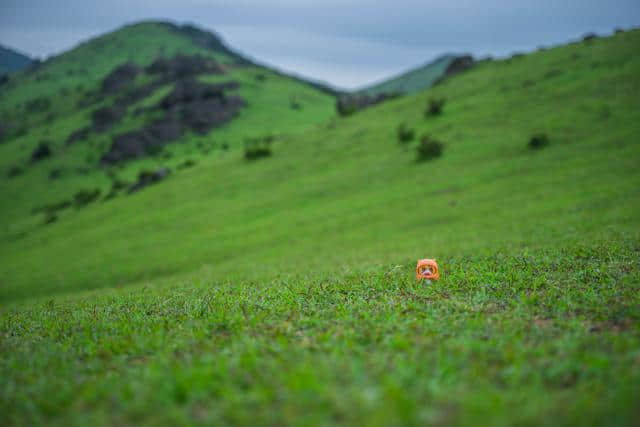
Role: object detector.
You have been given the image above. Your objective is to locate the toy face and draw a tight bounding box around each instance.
[416,259,440,281]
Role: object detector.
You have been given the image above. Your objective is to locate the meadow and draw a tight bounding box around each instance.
[0,25,639,425]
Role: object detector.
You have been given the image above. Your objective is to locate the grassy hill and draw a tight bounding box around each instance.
[358,54,456,95]
[1,26,639,426]
[0,21,336,234]
[0,44,32,76]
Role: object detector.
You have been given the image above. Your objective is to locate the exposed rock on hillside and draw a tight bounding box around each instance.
[91,105,125,132]
[128,168,171,193]
[434,55,474,85]
[145,55,224,79]
[65,127,90,146]
[159,79,238,108]
[445,55,474,76]
[101,78,244,165]
[101,131,159,164]
[101,63,140,93]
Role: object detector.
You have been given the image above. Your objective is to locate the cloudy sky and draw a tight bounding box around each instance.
[1,0,639,89]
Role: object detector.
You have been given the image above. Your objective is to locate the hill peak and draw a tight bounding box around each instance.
[120,20,246,62]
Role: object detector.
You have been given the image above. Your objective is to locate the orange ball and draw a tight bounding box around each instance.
[416,259,440,281]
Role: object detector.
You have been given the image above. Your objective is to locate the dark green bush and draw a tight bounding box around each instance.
[528,133,550,150]
[244,136,273,160]
[74,189,102,207]
[425,98,446,117]
[25,96,51,112]
[177,159,196,169]
[31,200,72,216]
[290,97,302,110]
[416,135,444,161]
[49,168,63,180]
[44,213,58,225]
[30,141,52,162]
[7,165,23,178]
[397,123,415,144]
[104,179,129,201]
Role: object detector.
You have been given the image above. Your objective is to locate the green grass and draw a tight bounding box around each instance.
[2,240,639,426]
[0,25,639,426]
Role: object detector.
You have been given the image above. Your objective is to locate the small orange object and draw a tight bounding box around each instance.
[416,259,440,281]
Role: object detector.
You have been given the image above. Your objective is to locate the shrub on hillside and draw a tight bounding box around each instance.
[244,136,273,160]
[290,96,302,110]
[48,168,63,180]
[528,133,550,150]
[31,200,72,216]
[425,98,445,117]
[397,123,415,144]
[177,159,196,170]
[7,165,23,178]
[30,141,52,162]
[128,169,171,194]
[25,96,51,113]
[416,135,444,161]
[104,179,130,200]
[73,189,102,207]
[44,213,58,225]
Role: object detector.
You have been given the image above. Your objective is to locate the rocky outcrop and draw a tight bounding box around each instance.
[101,79,244,165]
[145,54,224,79]
[101,63,140,93]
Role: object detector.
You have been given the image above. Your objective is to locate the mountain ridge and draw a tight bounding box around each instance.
[0,44,33,76]
[357,54,464,96]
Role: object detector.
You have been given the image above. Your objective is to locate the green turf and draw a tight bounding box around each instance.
[1,25,639,426]
[2,240,639,426]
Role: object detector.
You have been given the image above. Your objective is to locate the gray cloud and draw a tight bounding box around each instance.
[1,0,639,88]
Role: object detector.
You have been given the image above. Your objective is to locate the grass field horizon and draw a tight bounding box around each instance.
[1,22,639,426]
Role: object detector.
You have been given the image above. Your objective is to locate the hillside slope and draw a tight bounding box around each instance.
[1,28,639,427]
[0,44,32,76]
[1,29,638,301]
[0,21,336,228]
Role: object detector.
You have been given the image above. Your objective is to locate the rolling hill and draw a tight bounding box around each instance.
[0,24,639,426]
[0,21,337,229]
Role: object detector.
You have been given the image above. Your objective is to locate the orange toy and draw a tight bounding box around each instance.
[416,259,440,281]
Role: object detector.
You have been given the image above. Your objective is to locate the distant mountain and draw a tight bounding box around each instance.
[358,54,464,96]
[337,54,474,116]
[0,44,33,75]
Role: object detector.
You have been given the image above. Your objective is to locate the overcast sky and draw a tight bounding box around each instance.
[1,0,639,89]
